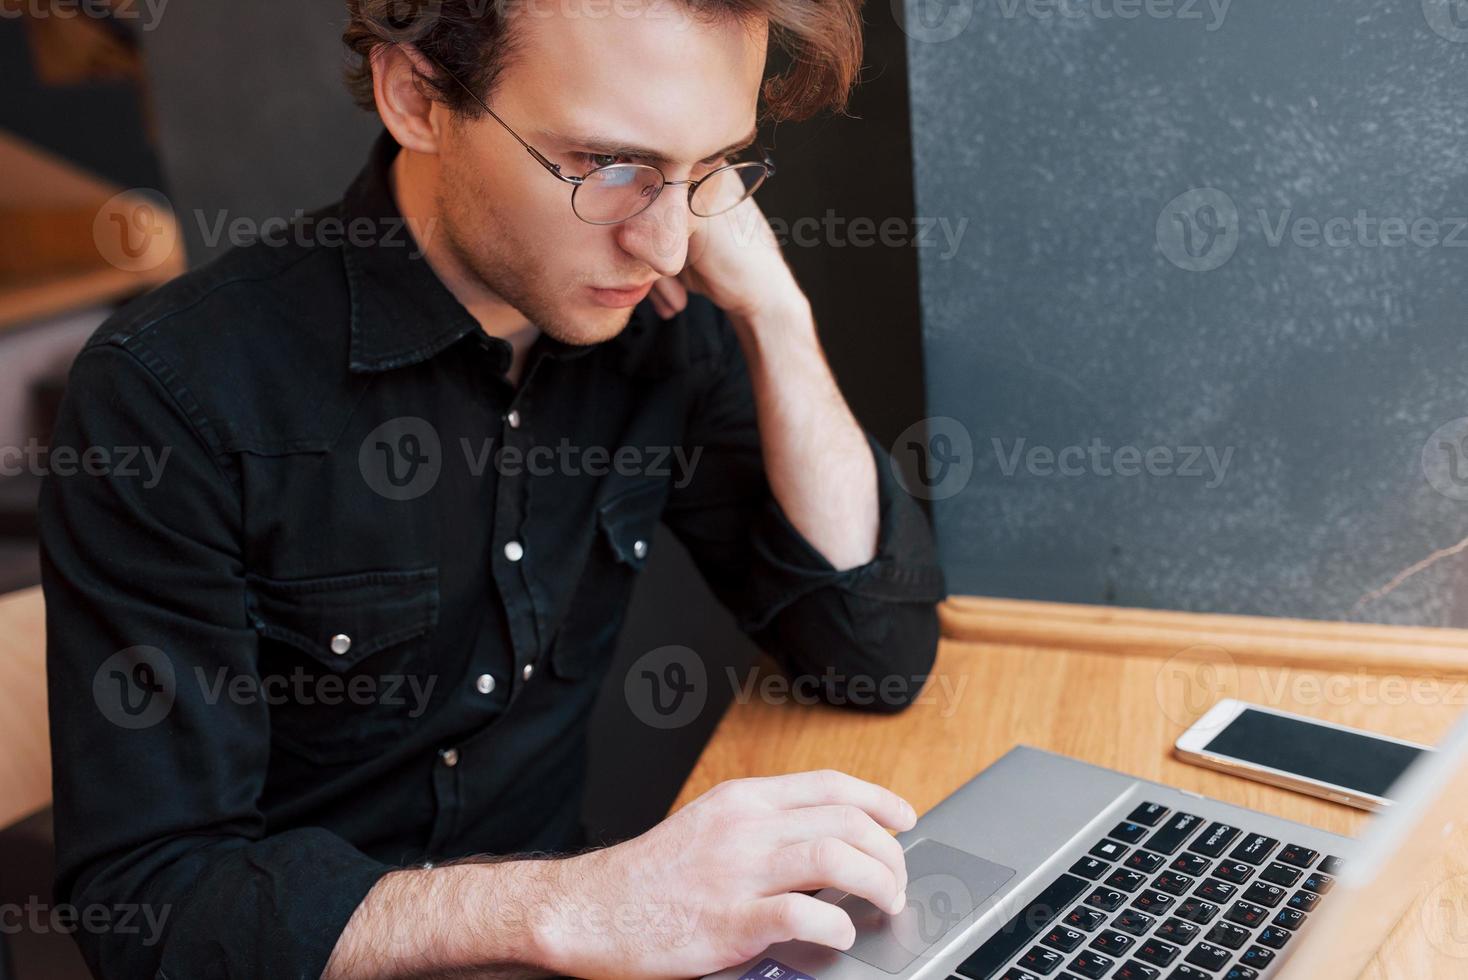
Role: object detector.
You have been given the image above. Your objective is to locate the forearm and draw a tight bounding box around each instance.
[323,858,563,980]
[729,293,880,570]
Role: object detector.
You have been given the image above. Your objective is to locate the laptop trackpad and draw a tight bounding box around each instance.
[836,839,1015,974]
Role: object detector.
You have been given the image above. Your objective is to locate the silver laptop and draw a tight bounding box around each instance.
[707,707,1468,980]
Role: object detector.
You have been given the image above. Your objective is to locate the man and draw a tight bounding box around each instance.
[41,0,946,975]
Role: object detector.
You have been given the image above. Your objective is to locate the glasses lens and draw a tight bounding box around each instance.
[690,162,769,218]
[573,164,664,224]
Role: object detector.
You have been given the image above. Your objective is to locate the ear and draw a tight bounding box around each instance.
[371,44,444,155]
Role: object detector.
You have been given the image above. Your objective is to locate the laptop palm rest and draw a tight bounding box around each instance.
[835,838,1016,973]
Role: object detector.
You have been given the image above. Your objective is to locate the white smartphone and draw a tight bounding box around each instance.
[1174,699,1431,811]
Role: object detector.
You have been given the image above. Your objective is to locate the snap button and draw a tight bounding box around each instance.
[521,663,534,682]
[632,539,649,559]
[439,748,459,768]
[330,633,352,656]
[504,540,524,562]
[506,409,522,429]
[475,673,495,695]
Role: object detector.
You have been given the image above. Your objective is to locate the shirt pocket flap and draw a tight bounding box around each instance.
[596,481,665,569]
[245,567,439,672]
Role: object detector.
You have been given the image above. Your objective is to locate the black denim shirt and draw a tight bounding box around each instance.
[39,131,946,979]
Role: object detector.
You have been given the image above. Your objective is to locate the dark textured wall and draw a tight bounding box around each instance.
[904,0,1468,625]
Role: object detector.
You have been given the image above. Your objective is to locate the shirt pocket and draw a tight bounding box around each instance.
[550,481,665,680]
[245,566,439,765]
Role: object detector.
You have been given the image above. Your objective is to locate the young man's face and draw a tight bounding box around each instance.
[433,2,768,346]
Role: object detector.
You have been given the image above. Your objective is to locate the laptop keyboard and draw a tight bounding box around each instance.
[943,801,1344,980]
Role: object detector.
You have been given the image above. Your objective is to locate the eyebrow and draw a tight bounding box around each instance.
[541,124,759,166]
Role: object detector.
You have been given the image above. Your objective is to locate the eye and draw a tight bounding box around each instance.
[577,152,631,171]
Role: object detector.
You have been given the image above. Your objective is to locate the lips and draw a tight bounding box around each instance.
[587,280,656,308]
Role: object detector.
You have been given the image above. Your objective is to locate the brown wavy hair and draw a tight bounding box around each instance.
[342,0,863,123]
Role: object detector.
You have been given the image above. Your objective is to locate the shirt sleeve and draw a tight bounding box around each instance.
[39,339,391,980]
[662,312,949,711]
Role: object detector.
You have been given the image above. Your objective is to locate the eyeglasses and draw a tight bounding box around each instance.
[424,53,776,225]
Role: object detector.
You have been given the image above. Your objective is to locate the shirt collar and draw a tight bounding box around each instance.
[340,129,681,377]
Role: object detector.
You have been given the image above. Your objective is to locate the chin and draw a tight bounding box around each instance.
[541,304,636,347]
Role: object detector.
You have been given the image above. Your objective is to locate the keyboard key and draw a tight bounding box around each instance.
[1239,945,1276,968]
[1167,968,1212,980]
[1089,930,1135,957]
[1229,834,1279,865]
[1085,887,1127,912]
[1089,839,1129,862]
[998,970,1040,980]
[1184,941,1232,972]
[1213,860,1254,885]
[1257,925,1292,949]
[1131,890,1175,916]
[1105,869,1149,893]
[1064,907,1108,932]
[1144,812,1205,855]
[1175,899,1219,924]
[1169,853,1211,877]
[1154,872,1195,895]
[1112,909,1155,936]
[1134,936,1181,967]
[1224,967,1260,980]
[1128,802,1169,826]
[1272,908,1307,931]
[1302,871,1334,894]
[1066,951,1114,978]
[1019,946,1064,974]
[1205,921,1250,950]
[1242,881,1287,908]
[1124,850,1165,874]
[1223,901,1268,928]
[1070,857,1109,880]
[956,873,1089,980]
[1195,878,1237,903]
[1258,862,1301,887]
[1110,821,1150,844]
[1156,917,1200,945]
[1277,843,1319,868]
[1113,962,1160,980]
[1318,854,1345,875]
[1188,822,1241,858]
[1287,889,1320,913]
[1042,926,1087,953]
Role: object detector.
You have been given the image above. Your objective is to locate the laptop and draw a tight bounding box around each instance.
[706,705,1468,980]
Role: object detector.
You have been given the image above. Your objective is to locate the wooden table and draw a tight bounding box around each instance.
[0,586,49,829]
[673,596,1468,980]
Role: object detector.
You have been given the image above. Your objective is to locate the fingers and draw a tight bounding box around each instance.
[768,837,905,917]
[648,277,688,319]
[751,770,918,832]
[772,805,909,895]
[741,893,857,952]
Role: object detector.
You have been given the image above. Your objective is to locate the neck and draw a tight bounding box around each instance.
[389,147,539,383]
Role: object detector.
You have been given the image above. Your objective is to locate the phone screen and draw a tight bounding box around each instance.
[1203,708,1424,799]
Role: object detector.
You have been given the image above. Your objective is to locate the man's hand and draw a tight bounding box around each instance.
[648,194,800,325]
[534,770,916,979]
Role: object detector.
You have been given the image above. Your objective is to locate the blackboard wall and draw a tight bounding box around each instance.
[903,0,1468,626]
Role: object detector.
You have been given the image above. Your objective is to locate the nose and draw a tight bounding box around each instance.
[615,183,691,278]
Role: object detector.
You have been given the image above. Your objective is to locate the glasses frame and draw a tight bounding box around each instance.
[423,52,776,226]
